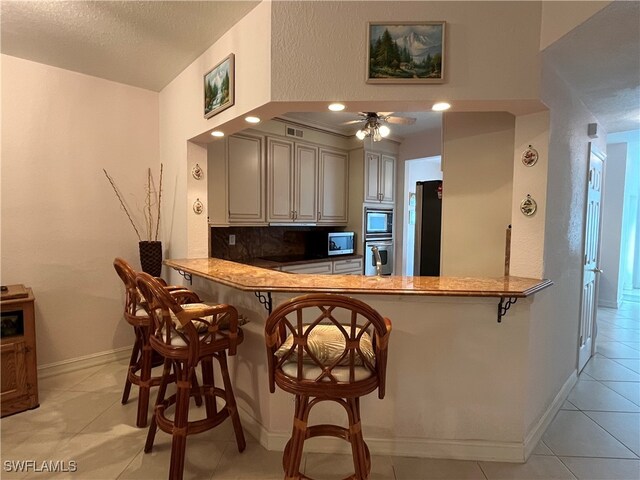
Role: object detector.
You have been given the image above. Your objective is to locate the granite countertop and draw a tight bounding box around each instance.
[165,258,552,297]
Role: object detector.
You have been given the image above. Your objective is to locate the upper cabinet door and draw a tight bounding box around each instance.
[364,151,381,203]
[294,143,318,222]
[267,138,295,222]
[227,134,266,224]
[318,148,348,224]
[380,154,396,204]
[363,151,395,204]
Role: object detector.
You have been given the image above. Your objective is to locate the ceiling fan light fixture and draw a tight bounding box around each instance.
[379,125,391,137]
[328,103,345,111]
[373,127,382,142]
[356,129,367,140]
[432,102,451,112]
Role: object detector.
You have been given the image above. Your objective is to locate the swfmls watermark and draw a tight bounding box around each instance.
[3,460,78,473]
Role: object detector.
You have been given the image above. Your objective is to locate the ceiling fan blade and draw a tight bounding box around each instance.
[377,112,395,117]
[341,119,364,125]
[386,116,416,125]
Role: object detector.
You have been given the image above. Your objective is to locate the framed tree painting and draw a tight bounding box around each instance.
[367,22,445,84]
[204,53,235,118]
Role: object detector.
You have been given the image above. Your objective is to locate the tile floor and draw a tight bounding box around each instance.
[1,302,638,479]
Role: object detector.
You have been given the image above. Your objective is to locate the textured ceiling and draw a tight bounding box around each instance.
[544,1,640,133]
[0,1,260,91]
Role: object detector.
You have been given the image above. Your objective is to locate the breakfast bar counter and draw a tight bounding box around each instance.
[164,257,552,298]
[165,257,558,463]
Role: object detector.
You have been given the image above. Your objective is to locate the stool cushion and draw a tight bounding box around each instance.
[156,306,248,347]
[275,324,375,367]
[281,362,373,382]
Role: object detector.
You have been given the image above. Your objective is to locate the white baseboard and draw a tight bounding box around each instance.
[598,299,621,309]
[38,346,132,379]
[238,408,527,463]
[523,370,578,460]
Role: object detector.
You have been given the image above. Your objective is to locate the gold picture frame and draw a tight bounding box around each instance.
[367,21,445,84]
[204,53,235,119]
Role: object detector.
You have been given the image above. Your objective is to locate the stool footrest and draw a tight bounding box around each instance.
[306,424,350,441]
[154,386,231,437]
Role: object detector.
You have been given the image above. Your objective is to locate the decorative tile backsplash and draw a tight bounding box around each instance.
[210,226,336,261]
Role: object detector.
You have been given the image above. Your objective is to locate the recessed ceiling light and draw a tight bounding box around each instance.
[432,102,451,112]
[328,103,345,112]
[211,131,224,137]
[245,116,261,124]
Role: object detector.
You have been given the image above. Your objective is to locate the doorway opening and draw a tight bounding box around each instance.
[402,156,442,276]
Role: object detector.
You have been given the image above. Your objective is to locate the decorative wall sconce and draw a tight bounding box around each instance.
[192,163,204,180]
[520,194,537,216]
[521,145,538,167]
[193,198,204,215]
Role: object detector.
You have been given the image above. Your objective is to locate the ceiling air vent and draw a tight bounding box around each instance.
[285,126,304,138]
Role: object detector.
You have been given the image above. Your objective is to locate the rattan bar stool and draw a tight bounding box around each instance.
[113,258,203,428]
[265,293,392,480]
[136,272,246,480]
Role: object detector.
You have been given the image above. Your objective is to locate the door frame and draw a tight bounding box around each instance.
[577,142,606,372]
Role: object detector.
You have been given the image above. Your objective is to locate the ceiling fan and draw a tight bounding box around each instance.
[343,112,416,141]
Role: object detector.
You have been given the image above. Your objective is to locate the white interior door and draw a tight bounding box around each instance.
[578,144,605,372]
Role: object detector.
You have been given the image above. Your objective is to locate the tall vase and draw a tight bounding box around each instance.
[139,241,162,277]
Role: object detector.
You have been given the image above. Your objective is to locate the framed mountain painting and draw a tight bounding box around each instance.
[204,53,235,118]
[367,22,445,84]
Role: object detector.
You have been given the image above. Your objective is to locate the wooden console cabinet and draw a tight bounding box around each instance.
[1,285,39,417]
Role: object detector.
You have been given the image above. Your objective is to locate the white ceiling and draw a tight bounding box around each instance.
[0,1,260,91]
[282,111,442,139]
[1,1,637,133]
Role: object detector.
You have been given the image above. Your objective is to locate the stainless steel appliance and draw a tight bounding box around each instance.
[414,180,442,276]
[364,207,393,240]
[306,231,355,257]
[365,240,394,276]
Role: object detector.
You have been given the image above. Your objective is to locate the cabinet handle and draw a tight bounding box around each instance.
[291,210,294,219]
[318,211,322,220]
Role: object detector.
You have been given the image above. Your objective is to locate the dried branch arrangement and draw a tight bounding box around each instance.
[103,164,164,242]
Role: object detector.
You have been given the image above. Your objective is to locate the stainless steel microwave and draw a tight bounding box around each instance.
[306,231,355,257]
[364,207,393,240]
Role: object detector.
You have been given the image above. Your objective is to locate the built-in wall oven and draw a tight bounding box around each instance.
[364,239,394,276]
[364,207,394,276]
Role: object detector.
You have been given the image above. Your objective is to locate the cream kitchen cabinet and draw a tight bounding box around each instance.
[332,257,363,275]
[280,261,333,274]
[279,258,362,275]
[318,148,349,224]
[227,133,266,224]
[267,138,318,223]
[364,151,395,204]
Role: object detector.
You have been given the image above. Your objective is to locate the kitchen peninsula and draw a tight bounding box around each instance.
[166,257,550,301]
[165,257,555,462]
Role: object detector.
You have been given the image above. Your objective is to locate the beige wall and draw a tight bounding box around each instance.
[1,55,159,366]
[598,142,627,308]
[509,111,550,278]
[441,112,515,276]
[523,58,608,437]
[271,1,542,106]
[159,2,272,263]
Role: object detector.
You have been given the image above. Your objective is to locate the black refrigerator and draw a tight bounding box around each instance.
[413,180,442,276]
